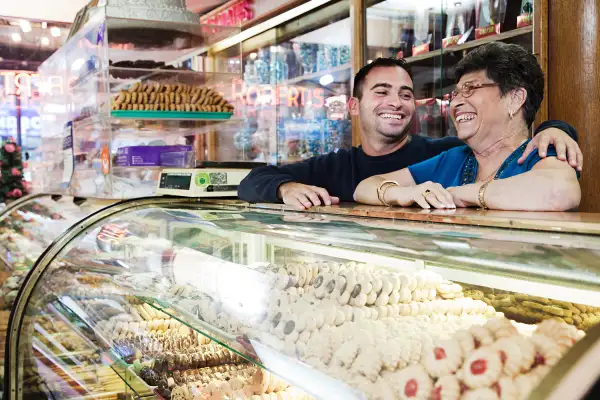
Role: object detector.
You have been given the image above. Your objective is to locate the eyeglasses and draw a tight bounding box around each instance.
[450,83,499,102]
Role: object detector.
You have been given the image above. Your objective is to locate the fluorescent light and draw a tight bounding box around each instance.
[11,33,22,43]
[41,37,50,46]
[71,58,85,71]
[319,74,334,86]
[42,22,47,29]
[50,27,61,37]
[20,20,32,33]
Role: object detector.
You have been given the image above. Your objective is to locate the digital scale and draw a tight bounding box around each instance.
[156,161,265,197]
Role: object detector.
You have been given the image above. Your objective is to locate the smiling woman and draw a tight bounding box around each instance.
[353,42,581,212]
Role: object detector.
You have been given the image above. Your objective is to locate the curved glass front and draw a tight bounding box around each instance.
[7,201,600,400]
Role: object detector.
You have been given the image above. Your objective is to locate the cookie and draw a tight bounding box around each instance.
[463,347,503,388]
[424,338,463,378]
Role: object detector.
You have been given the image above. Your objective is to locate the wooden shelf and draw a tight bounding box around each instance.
[405,26,534,64]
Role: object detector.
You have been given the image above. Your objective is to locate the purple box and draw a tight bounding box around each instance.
[116,145,192,166]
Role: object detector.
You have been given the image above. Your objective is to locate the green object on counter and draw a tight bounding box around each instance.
[111,110,233,120]
[133,359,142,374]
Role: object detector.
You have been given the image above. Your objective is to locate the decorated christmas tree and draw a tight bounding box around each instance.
[0,137,26,202]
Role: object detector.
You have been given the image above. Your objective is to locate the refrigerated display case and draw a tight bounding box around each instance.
[4,199,600,399]
[0,194,113,388]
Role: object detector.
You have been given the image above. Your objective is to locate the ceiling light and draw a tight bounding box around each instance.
[71,58,85,71]
[20,20,32,33]
[249,52,257,60]
[50,27,61,37]
[319,74,334,86]
[41,37,50,46]
[42,22,47,29]
[11,33,22,43]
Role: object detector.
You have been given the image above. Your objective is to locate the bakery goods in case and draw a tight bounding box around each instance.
[463,287,600,331]
[111,81,235,113]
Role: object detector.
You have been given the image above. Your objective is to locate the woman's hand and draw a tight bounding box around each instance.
[447,185,480,208]
[388,181,456,209]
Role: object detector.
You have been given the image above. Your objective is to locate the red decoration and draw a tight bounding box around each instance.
[4,144,15,153]
[11,168,21,177]
[404,379,418,397]
[470,359,487,375]
[434,347,447,360]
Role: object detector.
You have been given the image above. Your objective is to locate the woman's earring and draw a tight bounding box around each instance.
[509,110,514,119]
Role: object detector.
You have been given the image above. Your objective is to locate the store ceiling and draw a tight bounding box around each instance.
[1,0,89,23]
[1,0,228,22]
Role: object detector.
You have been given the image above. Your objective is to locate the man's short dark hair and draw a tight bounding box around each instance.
[454,42,544,127]
[352,58,413,99]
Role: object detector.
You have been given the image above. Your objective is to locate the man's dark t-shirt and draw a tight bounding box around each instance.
[238,120,578,203]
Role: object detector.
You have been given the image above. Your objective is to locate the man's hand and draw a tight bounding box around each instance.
[518,127,583,171]
[277,182,340,210]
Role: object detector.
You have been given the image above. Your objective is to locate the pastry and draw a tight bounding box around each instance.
[431,375,461,400]
[461,388,499,400]
[393,365,432,400]
[424,338,463,378]
[462,347,502,389]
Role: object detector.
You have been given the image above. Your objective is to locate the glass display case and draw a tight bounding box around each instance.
[210,0,353,164]
[34,3,244,199]
[366,0,535,138]
[4,199,600,399]
[0,194,112,389]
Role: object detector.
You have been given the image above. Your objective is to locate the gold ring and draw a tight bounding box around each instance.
[423,189,432,198]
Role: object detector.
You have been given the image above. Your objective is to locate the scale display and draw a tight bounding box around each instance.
[156,168,252,197]
[159,173,192,190]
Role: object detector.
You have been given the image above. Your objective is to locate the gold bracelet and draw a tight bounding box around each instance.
[377,180,399,206]
[478,181,492,209]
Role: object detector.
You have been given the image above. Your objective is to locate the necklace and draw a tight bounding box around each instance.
[461,140,529,186]
[477,166,501,182]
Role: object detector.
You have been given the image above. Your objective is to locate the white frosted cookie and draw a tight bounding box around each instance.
[485,317,518,339]
[535,319,579,349]
[424,338,463,377]
[469,325,494,348]
[530,333,564,367]
[461,388,499,400]
[511,335,536,372]
[351,345,382,382]
[393,364,432,400]
[462,347,503,389]
[492,376,518,400]
[493,337,525,377]
[431,375,461,400]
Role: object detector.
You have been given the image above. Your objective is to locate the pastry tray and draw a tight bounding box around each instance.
[126,365,157,391]
[111,111,233,120]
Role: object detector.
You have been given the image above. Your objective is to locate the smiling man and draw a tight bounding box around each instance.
[238,58,582,210]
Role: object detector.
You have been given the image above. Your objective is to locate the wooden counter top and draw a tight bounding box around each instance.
[201,200,600,235]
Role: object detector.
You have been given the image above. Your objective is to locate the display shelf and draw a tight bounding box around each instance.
[405,26,534,64]
[111,111,233,120]
[52,297,153,397]
[73,113,243,139]
[282,63,351,86]
[32,337,97,396]
[265,232,600,307]
[140,296,363,400]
